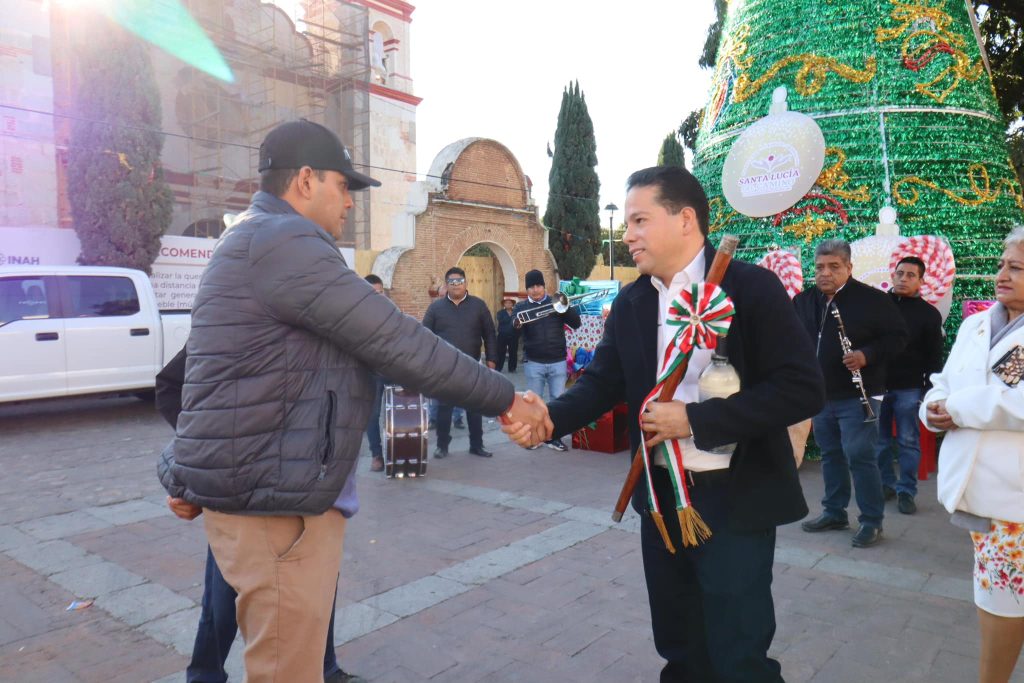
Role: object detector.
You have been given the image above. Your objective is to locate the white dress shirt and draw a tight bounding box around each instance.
[649,250,731,472]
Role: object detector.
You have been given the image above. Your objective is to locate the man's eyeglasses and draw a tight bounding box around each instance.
[447,278,466,285]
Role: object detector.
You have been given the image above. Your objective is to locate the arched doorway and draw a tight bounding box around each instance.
[456,240,518,316]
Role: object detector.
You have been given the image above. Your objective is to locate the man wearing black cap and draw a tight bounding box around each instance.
[158,119,550,682]
[513,269,581,451]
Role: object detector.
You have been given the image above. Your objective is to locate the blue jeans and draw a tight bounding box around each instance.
[187,546,340,683]
[875,388,923,497]
[524,360,567,401]
[365,375,384,457]
[812,397,884,528]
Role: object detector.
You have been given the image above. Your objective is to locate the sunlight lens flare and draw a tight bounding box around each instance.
[62,0,235,83]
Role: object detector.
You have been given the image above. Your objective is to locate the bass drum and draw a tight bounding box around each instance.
[382,385,428,478]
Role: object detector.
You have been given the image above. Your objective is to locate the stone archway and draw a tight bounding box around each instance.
[454,240,518,316]
[384,138,557,319]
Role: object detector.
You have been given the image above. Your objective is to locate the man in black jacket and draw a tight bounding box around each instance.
[422,266,499,459]
[513,269,582,451]
[794,239,908,548]
[495,298,518,372]
[876,256,944,515]
[505,167,824,682]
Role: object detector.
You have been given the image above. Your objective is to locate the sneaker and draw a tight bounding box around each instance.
[453,418,466,429]
[370,456,384,472]
[326,670,368,683]
[433,446,448,459]
[897,492,917,515]
[545,439,568,452]
[883,485,897,501]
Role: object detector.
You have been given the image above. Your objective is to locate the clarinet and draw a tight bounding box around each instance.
[830,305,877,423]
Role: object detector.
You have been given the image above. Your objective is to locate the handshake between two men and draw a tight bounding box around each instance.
[501,390,555,448]
[500,390,694,451]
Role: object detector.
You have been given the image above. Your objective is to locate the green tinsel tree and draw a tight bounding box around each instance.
[658,131,687,167]
[544,81,601,280]
[68,26,173,274]
[692,0,1024,343]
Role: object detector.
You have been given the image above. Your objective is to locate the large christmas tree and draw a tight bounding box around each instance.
[692,0,1024,338]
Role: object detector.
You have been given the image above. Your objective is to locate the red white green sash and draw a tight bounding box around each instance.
[638,282,734,545]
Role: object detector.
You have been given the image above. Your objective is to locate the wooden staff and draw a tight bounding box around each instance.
[611,234,740,553]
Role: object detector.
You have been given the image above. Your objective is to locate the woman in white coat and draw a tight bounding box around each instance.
[922,227,1024,683]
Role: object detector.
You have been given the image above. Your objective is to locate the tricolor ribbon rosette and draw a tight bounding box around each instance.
[639,282,735,545]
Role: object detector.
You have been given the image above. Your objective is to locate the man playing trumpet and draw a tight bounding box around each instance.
[513,269,581,451]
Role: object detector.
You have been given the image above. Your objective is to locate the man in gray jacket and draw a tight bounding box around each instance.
[159,119,549,682]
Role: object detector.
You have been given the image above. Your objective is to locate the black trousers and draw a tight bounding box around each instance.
[642,468,783,683]
[435,403,483,451]
[496,334,518,372]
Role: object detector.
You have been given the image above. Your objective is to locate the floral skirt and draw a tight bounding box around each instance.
[972,520,1024,616]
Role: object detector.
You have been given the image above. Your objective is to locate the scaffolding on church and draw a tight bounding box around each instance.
[173,0,371,247]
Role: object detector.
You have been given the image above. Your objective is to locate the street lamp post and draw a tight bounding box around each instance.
[604,202,618,282]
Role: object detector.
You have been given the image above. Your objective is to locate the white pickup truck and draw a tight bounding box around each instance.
[0,265,191,403]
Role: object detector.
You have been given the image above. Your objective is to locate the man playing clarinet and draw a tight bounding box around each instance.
[794,239,908,548]
[505,166,825,682]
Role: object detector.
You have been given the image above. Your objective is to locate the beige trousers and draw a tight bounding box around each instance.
[204,509,346,683]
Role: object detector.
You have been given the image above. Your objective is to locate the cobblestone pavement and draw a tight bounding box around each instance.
[1,372,1018,682]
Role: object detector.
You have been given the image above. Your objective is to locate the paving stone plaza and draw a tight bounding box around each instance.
[1,372,1018,682]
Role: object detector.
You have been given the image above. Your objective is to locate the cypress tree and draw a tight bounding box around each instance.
[543,81,601,280]
[68,25,173,274]
[657,131,686,167]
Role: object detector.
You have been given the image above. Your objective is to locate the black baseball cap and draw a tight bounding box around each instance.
[257,119,381,190]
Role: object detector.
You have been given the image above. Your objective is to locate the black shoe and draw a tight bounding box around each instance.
[801,513,850,533]
[545,439,568,452]
[883,485,897,501]
[433,446,448,459]
[469,446,493,457]
[326,670,368,683]
[453,418,466,429]
[897,492,917,515]
[851,525,883,548]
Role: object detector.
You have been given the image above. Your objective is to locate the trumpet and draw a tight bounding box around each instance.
[513,289,611,328]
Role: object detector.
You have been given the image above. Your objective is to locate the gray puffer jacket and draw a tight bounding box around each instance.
[161,192,514,515]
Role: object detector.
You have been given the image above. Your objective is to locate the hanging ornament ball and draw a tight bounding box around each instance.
[878,206,898,226]
[851,234,908,294]
[758,249,804,299]
[721,111,827,218]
